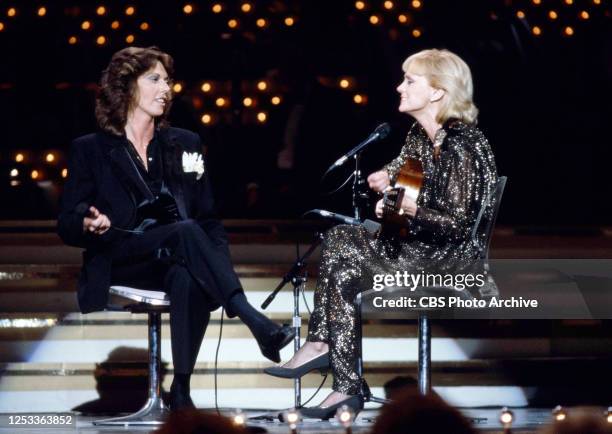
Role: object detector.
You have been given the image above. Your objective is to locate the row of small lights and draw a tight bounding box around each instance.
[0,5,143,43]
[182,2,297,30]
[70,5,144,46]
[171,77,367,125]
[510,0,603,37]
[500,406,612,432]
[0,3,298,43]
[233,406,612,433]
[354,0,424,37]
[8,151,68,183]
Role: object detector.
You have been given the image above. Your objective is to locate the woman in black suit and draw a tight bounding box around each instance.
[58,46,294,410]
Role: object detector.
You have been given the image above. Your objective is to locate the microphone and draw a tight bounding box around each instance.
[329,123,391,170]
[306,209,381,234]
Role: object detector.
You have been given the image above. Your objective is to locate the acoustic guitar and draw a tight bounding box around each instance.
[381,157,424,234]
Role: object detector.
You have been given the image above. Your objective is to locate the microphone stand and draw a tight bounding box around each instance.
[351,152,370,219]
[261,232,323,408]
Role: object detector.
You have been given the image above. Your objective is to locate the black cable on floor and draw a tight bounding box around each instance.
[298,372,328,408]
[214,307,224,416]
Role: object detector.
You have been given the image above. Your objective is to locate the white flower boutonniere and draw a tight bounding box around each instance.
[182,151,205,180]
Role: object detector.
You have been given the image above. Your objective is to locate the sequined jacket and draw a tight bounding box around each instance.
[383,119,498,264]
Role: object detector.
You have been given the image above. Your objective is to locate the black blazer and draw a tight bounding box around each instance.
[58,127,239,313]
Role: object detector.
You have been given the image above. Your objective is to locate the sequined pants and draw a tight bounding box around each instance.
[307,224,375,395]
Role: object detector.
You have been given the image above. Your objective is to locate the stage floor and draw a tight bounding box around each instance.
[0,408,551,433]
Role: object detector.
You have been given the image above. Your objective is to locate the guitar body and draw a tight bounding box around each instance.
[382,157,424,235]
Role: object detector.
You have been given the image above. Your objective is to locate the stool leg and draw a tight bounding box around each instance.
[94,312,170,426]
[418,313,431,395]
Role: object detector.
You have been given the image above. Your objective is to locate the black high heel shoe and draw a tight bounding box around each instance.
[264,352,329,378]
[300,395,364,420]
[258,324,295,363]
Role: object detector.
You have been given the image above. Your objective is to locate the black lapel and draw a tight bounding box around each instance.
[104,134,156,203]
[159,129,189,220]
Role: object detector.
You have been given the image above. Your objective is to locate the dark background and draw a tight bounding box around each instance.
[0,0,609,225]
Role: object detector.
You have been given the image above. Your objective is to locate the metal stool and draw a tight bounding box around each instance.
[93,285,170,426]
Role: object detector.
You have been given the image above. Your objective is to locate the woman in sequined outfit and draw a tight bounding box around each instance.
[265,49,498,417]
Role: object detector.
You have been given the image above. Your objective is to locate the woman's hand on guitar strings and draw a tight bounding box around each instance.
[400,195,418,217]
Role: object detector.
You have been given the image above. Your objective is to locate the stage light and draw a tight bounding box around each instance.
[212,3,223,13]
[10,169,18,178]
[201,114,212,124]
[0,22,4,31]
[256,18,266,27]
[548,10,558,19]
[125,6,135,16]
[81,20,91,30]
[68,35,77,44]
[369,15,380,25]
[339,78,350,89]
[284,16,295,26]
[257,112,267,122]
[126,34,135,43]
[605,407,612,424]
[580,10,589,19]
[336,405,355,431]
[45,153,55,163]
[412,0,422,9]
[257,80,268,91]
[111,20,120,29]
[284,408,301,433]
[384,1,394,10]
[532,0,541,4]
[271,96,281,105]
[355,1,366,10]
[532,26,542,36]
[96,35,106,45]
[140,22,149,30]
[241,3,252,13]
[398,14,407,23]
[37,7,47,17]
[553,405,567,422]
[96,6,106,15]
[61,168,68,178]
[172,83,183,93]
[7,8,16,17]
[516,10,525,19]
[15,153,24,163]
[201,82,212,92]
[564,0,573,4]
[215,97,226,107]
[412,28,422,37]
[353,94,364,104]
[232,410,246,427]
[563,26,574,36]
[499,407,514,428]
[593,0,601,4]
[31,170,39,180]
[243,97,253,107]
[228,18,238,28]
[183,4,193,14]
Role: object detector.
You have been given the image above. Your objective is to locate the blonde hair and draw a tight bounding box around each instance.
[402,49,478,124]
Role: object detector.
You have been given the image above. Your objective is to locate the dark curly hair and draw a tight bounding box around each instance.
[95,46,174,136]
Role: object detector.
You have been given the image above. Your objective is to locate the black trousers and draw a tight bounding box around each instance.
[110,220,242,375]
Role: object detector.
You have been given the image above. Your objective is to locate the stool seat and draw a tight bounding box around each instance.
[109,286,170,307]
[93,285,170,426]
